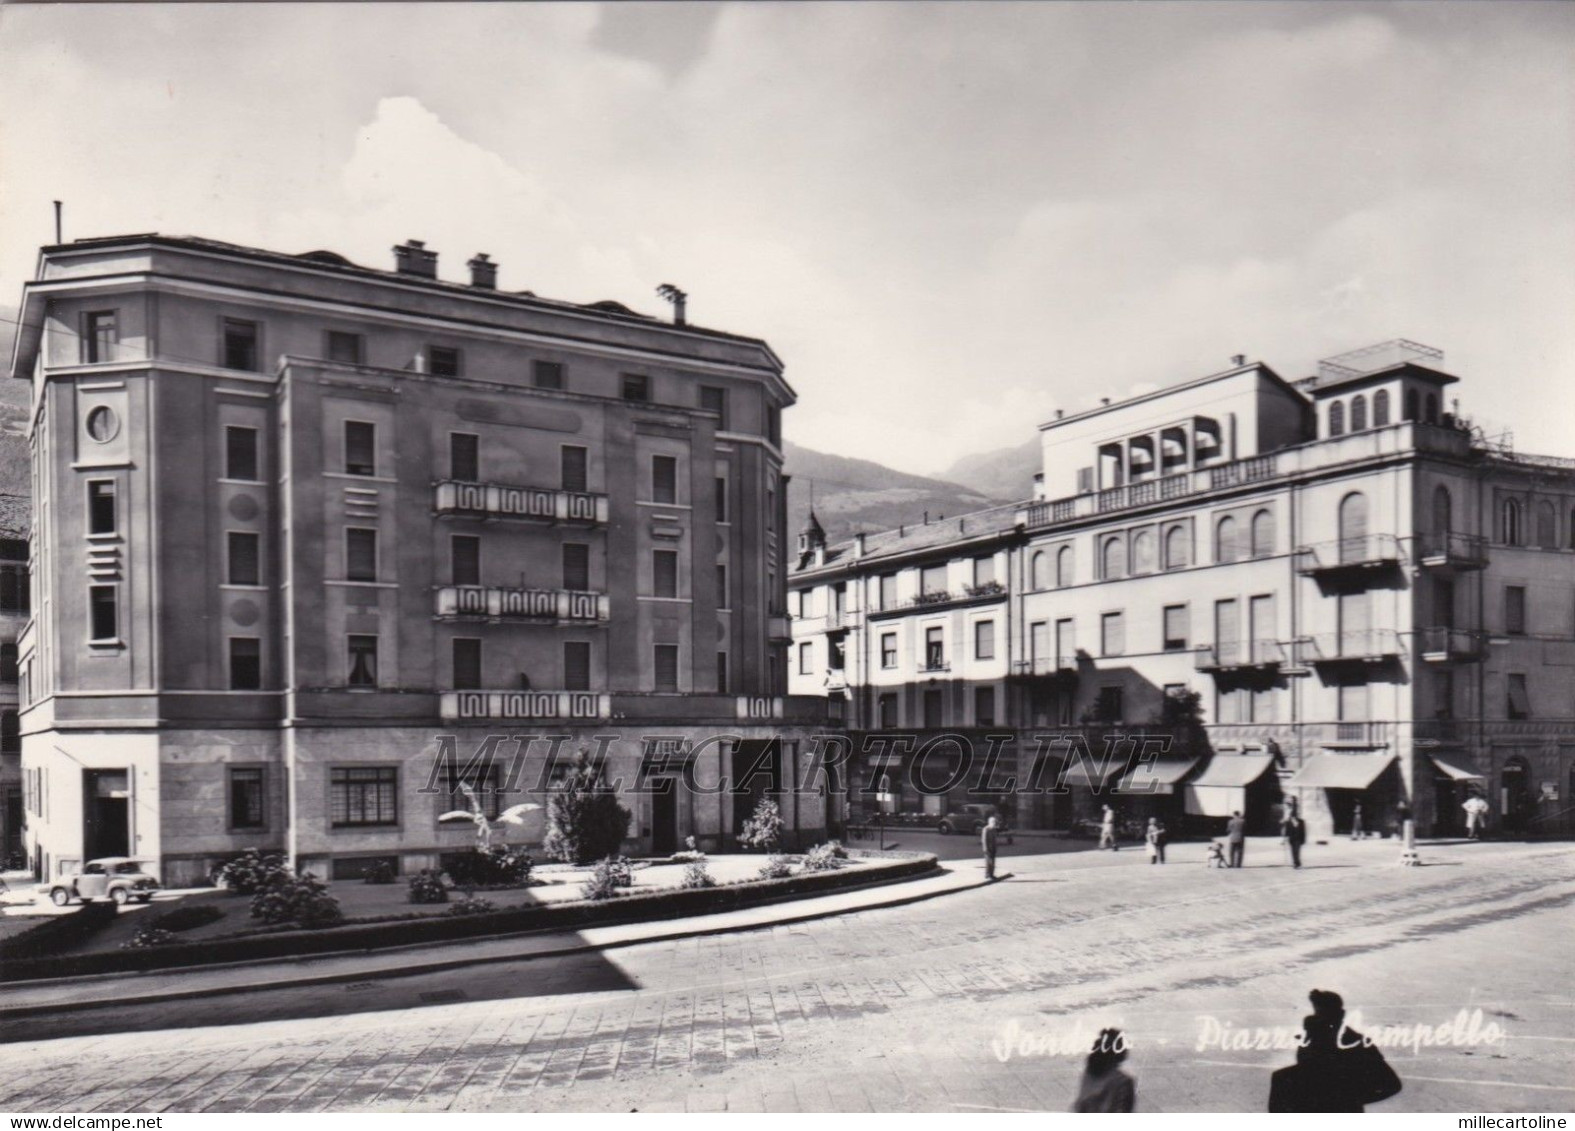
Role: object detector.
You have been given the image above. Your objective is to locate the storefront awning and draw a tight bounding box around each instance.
[1288,752,1396,790]
[1183,754,1277,817]
[1116,756,1200,795]
[1188,753,1277,788]
[1060,756,1127,788]
[1430,755,1486,782]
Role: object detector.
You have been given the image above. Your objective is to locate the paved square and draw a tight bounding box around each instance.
[4,838,1572,1113]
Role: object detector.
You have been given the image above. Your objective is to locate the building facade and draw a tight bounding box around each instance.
[0,496,28,864]
[10,234,826,886]
[791,342,1575,841]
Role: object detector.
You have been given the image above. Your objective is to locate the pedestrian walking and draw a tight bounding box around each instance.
[981,815,1000,880]
[1226,810,1246,868]
[1098,805,1118,851]
[1350,802,1364,841]
[1268,990,1402,1112]
[1463,793,1489,840]
[1154,817,1168,863]
[1144,818,1162,864]
[1071,1028,1135,1113]
[1281,807,1306,869]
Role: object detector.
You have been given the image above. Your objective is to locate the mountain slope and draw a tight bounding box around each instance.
[937,435,1041,502]
[783,441,1009,546]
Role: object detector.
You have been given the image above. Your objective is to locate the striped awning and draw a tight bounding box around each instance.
[1116,756,1200,795]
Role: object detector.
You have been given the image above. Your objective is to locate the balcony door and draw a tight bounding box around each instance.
[1337,591,1370,654]
[1338,492,1369,563]
[1248,594,1274,661]
[1214,599,1239,664]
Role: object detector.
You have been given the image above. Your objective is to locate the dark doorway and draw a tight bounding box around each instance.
[1434,776,1464,837]
[732,739,780,837]
[651,782,678,855]
[83,769,130,859]
[1501,757,1532,833]
[4,787,22,862]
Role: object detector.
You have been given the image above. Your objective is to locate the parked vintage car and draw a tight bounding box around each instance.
[937,804,1014,842]
[45,858,160,906]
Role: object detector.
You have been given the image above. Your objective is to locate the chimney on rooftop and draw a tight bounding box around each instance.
[394,240,438,279]
[467,253,497,290]
[1100,397,1111,407]
[853,532,866,559]
[1231,353,1247,367]
[656,283,688,325]
[1055,409,1064,419]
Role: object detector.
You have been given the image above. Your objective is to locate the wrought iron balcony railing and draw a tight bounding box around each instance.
[435,586,609,622]
[1195,639,1286,671]
[1417,627,1485,662]
[1295,535,1402,574]
[1296,630,1403,664]
[440,690,611,722]
[433,480,609,524]
[1415,532,1488,570]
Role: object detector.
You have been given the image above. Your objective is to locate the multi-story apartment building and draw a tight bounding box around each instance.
[9,234,827,885]
[791,342,1575,840]
[0,495,29,864]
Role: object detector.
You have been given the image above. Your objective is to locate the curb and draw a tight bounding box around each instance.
[0,867,989,1021]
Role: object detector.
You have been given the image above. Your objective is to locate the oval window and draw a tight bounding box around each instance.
[85,405,119,443]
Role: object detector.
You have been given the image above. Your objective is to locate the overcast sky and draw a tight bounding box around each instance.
[2,2,1571,474]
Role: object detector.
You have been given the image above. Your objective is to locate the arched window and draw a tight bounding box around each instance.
[1351,395,1368,432]
[1328,401,1345,437]
[1338,492,1369,563]
[1164,525,1190,570]
[1404,388,1419,421]
[1056,545,1073,588]
[1102,536,1124,580]
[1250,509,1274,559]
[1425,394,1439,424]
[1536,500,1557,548]
[1215,516,1239,564]
[1373,389,1390,427]
[1502,498,1523,546]
[1432,485,1452,533]
[1132,530,1155,574]
[1031,551,1049,591]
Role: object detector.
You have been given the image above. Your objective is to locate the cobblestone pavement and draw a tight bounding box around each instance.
[5,839,1573,1113]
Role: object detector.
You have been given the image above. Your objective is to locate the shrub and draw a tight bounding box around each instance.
[122,926,178,950]
[249,873,344,929]
[757,855,793,880]
[151,903,226,933]
[582,855,634,901]
[542,750,632,864]
[680,858,716,889]
[802,843,845,872]
[738,797,784,853]
[445,896,495,917]
[213,850,291,895]
[362,860,397,885]
[407,869,449,905]
[444,846,532,888]
[670,835,705,864]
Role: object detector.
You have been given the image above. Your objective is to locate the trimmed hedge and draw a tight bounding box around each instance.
[1,853,937,982]
[0,902,119,962]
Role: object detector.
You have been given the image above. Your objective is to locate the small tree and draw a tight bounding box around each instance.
[738,796,785,852]
[543,750,632,864]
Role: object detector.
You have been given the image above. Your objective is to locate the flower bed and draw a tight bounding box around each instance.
[0,852,938,982]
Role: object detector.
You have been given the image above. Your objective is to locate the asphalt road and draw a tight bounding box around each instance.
[4,838,1571,1113]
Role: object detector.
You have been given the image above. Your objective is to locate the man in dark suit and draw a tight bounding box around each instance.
[1282,803,1307,868]
[1269,990,1402,1112]
[981,816,1000,881]
[1226,810,1247,868]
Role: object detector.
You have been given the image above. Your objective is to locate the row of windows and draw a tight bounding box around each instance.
[1326,387,1439,438]
[1500,496,1575,549]
[876,685,1002,729]
[221,634,729,695]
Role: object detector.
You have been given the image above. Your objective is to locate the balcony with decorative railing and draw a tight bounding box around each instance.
[440,690,611,722]
[1326,721,1391,748]
[439,691,829,725]
[870,581,1006,619]
[1296,630,1403,665]
[435,586,609,623]
[1417,627,1485,663]
[1295,535,1403,575]
[1195,639,1286,672]
[1415,532,1488,571]
[433,480,609,525]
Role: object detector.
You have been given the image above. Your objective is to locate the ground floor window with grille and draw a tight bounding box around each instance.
[229,767,266,830]
[442,763,502,820]
[331,767,398,826]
